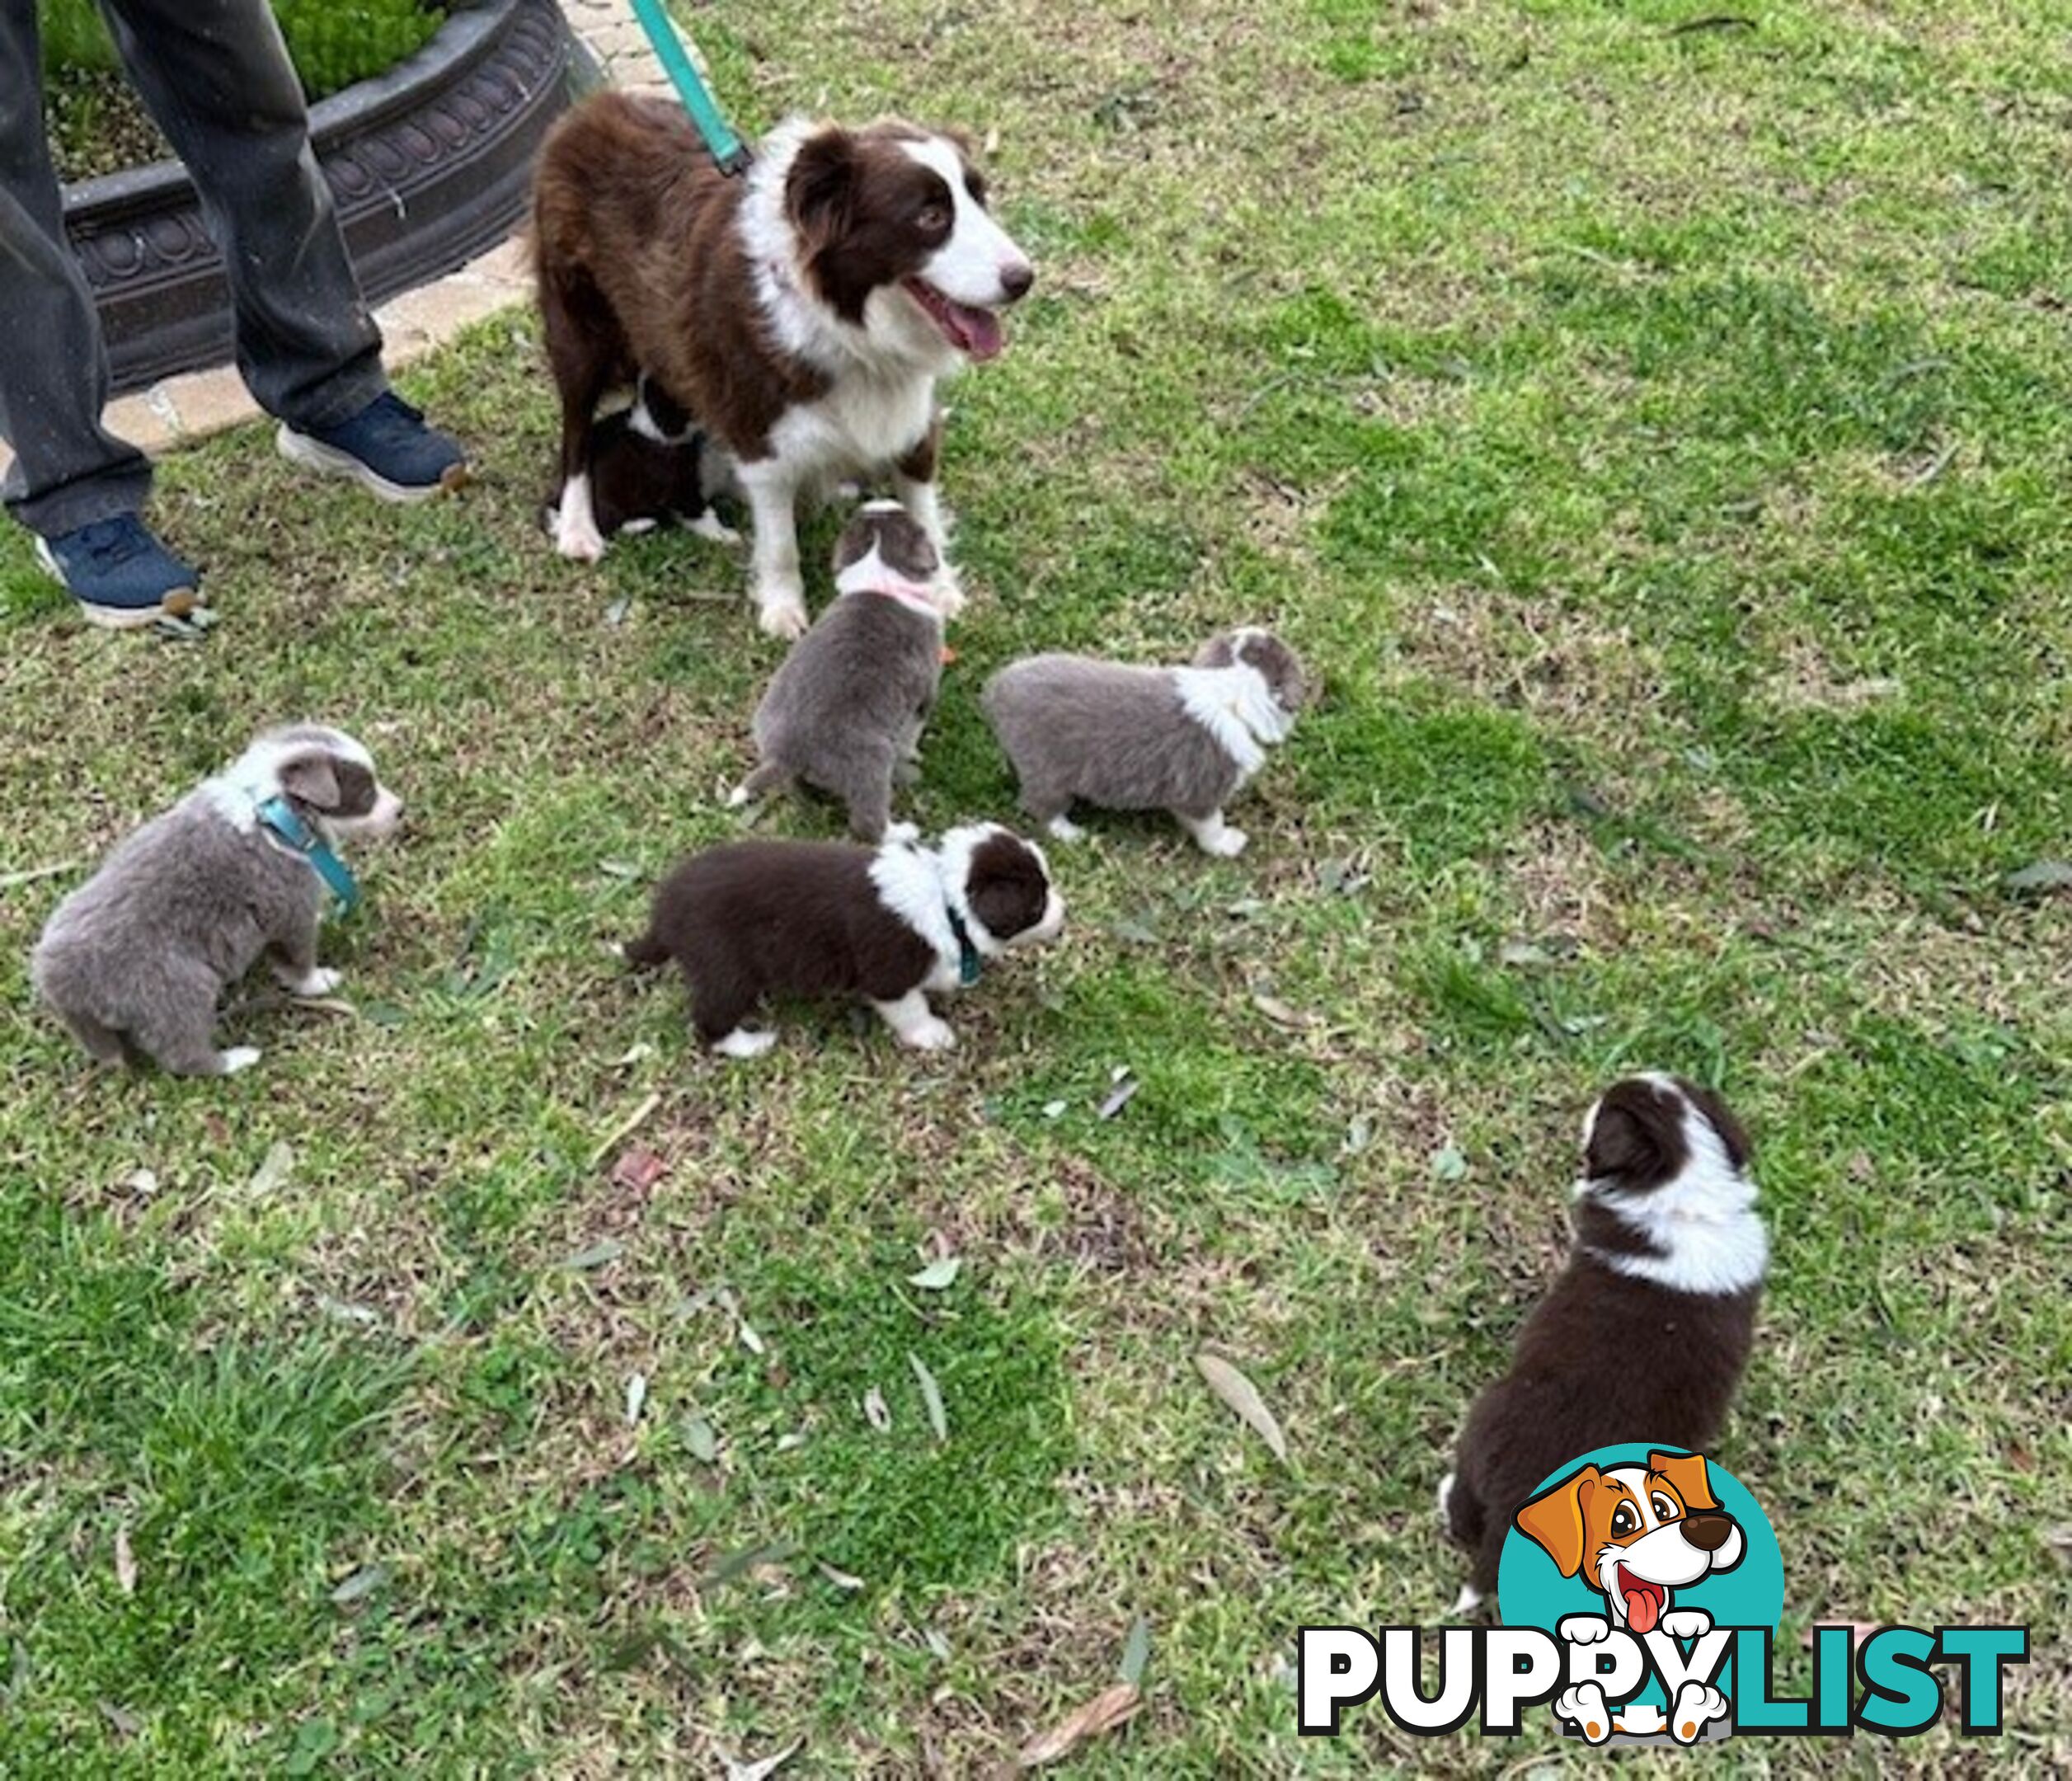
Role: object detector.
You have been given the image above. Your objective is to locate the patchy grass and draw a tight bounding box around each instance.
[4,0,2072,1770]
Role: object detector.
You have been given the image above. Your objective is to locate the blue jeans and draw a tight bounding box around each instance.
[0,0,387,536]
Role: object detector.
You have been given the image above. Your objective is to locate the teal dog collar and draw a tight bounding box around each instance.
[255,796,359,913]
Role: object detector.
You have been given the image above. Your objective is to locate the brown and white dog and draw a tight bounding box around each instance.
[1438,1076,1767,1620]
[531,94,1033,637]
[623,824,1064,1057]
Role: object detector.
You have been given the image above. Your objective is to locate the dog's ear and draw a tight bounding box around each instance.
[1514,1464,1598,1579]
[964,834,1048,942]
[787,126,858,245]
[1191,631,1238,669]
[278,750,341,811]
[1647,1450,1720,1513]
[1584,1081,1684,1187]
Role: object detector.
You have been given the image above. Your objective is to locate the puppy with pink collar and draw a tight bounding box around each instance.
[729,502,958,842]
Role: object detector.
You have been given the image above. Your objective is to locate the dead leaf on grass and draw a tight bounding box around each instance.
[330,1562,391,1607]
[909,1352,947,1443]
[718,1737,801,1780]
[1097,1072,1139,1120]
[1195,1352,1288,1463]
[114,1525,136,1596]
[2043,1525,2072,1567]
[609,1145,667,1192]
[908,1256,962,1290]
[684,1414,720,1464]
[626,1373,648,1425]
[559,1238,625,1271]
[1119,1614,1152,1685]
[1017,1683,1143,1767]
[1251,992,1311,1031]
[247,1140,294,1196]
[863,1386,891,1432]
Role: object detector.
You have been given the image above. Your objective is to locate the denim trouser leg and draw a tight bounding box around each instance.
[0,0,388,539]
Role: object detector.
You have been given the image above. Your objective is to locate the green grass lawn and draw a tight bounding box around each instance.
[4,0,2071,1771]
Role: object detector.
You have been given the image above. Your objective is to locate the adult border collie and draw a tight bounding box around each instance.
[531,94,1033,637]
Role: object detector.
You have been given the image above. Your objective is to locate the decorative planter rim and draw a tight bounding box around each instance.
[59,2,521,221]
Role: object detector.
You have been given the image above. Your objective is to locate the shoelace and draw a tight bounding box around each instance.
[74,519,152,566]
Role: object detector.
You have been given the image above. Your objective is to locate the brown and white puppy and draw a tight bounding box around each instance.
[31,725,403,1077]
[728,502,956,842]
[1439,1076,1766,1618]
[981,628,1307,856]
[624,824,1064,1056]
[531,93,1033,637]
[540,379,737,543]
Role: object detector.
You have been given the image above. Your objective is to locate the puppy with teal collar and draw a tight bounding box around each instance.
[31,725,402,1076]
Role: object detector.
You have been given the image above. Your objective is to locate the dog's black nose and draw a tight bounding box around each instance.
[999,261,1034,302]
[1682,1511,1736,1552]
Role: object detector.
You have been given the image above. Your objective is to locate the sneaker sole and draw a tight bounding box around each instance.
[34,538,203,631]
[276,425,472,505]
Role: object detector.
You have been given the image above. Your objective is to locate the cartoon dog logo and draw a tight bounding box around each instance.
[1514,1450,1743,1743]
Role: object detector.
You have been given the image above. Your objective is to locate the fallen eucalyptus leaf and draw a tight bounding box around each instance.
[1017,1682,1142,1767]
[1431,1144,1468,1183]
[99,1700,142,1739]
[702,1540,796,1590]
[1119,1614,1152,1685]
[909,1352,947,1443]
[1097,1074,1140,1120]
[247,1140,294,1196]
[718,1737,801,1781]
[684,1415,719,1464]
[1252,992,1311,1030]
[115,1525,137,1597]
[2004,859,2072,898]
[817,1561,863,1591]
[737,1319,766,1356]
[559,1238,625,1271]
[316,1295,378,1327]
[907,1256,962,1290]
[330,1562,391,1607]
[863,1385,891,1432]
[1195,1351,1288,1463]
[625,1373,648,1425]
[1041,1098,1068,1120]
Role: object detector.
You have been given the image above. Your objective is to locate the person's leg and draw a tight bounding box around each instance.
[96,0,384,430]
[0,0,155,539]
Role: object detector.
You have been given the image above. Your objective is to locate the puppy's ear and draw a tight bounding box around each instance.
[1647,1450,1720,1514]
[1515,1464,1597,1579]
[1191,632,1238,669]
[787,126,858,244]
[964,835,1048,942]
[279,750,341,811]
[1583,1082,1684,1188]
[1680,1081,1753,1171]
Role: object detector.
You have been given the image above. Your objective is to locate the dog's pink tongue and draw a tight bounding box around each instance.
[1625,1590,1661,1634]
[956,302,1003,361]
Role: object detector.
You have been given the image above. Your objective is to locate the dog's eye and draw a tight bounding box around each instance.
[915,203,951,234]
[1609,1504,1637,1536]
[1651,1493,1680,1521]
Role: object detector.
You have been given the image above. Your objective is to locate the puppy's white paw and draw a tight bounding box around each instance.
[884,820,921,844]
[688,511,741,545]
[1447,1581,1483,1618]
[1554,1683,1613,1745]
[756,585,809,640]
[1558,1614,1612,1647]
[901,1016,957,1052]
[934,570,967,618]
[1045,815,1086,843]
[282,966,341,998]
[216,1046,262,1075]
[1203,825,1249,858]
[619,516,659,537]
[1670,1680,1729,1743]
[726,782,754,809]
[1659,1608,1713,1641]
[554,505,607,564]
[712,1027,778,1060]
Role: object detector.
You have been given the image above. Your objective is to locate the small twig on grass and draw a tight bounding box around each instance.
[1670,14,1758,35]
[0,858,82,894]
[588,1090,661,1168]
[1908,438,1961,486]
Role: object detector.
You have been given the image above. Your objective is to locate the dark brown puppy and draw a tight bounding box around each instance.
[1439,1075,1767,1615]
[531,93,1031,637]
[625,825,1064,1057]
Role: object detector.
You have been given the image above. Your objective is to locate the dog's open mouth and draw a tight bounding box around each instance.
[902,278,1004,360]
[1615,1565,1667,1634]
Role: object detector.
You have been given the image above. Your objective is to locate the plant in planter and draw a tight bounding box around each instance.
[40,0,451,181]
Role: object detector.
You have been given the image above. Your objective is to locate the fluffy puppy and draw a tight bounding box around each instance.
[541,379,737,543]
[31,725,403,1077]
[1438,1075,1767,1617]
[981,627,1307,856]
[625,824,1064,1056]
[728,501,956,842]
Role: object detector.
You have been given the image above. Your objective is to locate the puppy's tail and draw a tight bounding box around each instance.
[622,929,671,970]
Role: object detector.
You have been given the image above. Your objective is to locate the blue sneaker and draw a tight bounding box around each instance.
[277,391,469,504]
[35,515,204,630]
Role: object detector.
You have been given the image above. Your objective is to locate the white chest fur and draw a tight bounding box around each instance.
[767,369,937,479]
[1170,662,1290,783]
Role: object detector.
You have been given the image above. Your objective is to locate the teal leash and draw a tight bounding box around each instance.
[627,0,751,175]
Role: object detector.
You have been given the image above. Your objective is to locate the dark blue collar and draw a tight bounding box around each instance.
[255,796,359,913]
[944,904,983,987]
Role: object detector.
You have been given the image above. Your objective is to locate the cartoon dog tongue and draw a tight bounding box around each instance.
[1625,1584,1662,1633]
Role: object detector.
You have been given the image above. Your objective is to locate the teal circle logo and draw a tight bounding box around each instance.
[1499,1445,1782,1735]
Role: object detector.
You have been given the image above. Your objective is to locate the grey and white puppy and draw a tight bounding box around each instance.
[728,500,956,842]
[982,627,1308,856]
[31,724,403,1077]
